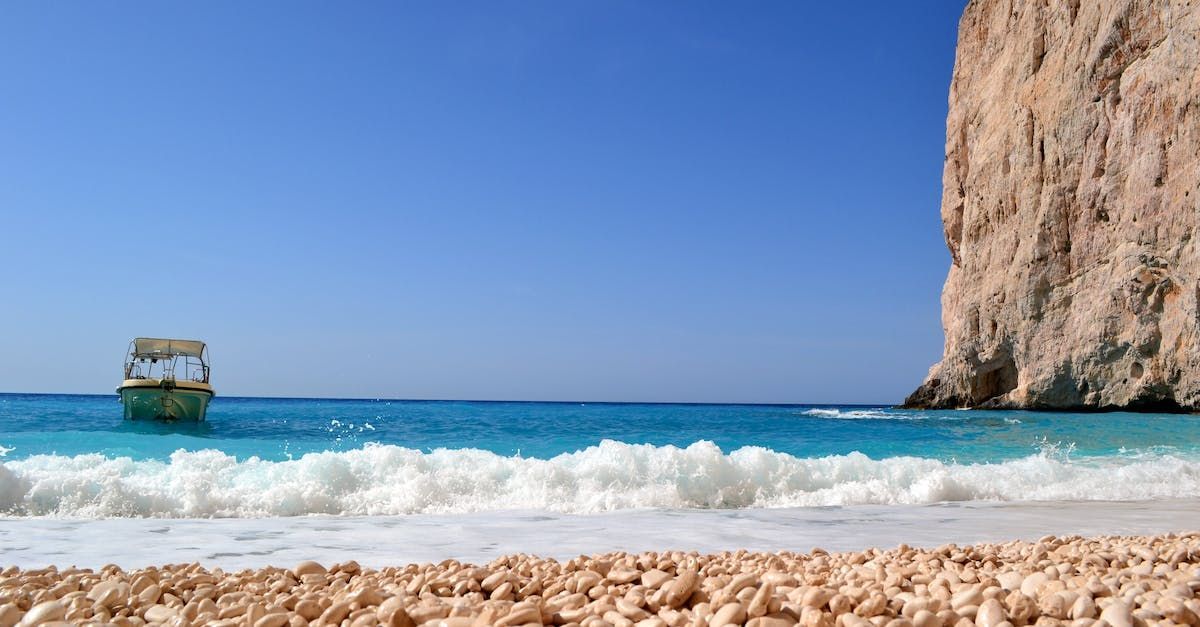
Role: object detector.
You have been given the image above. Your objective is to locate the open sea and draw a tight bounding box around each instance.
[3,393,1200,567]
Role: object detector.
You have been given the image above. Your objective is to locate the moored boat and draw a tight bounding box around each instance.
[117,338,214,421]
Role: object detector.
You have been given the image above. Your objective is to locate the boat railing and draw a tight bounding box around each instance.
[123,339,211,384]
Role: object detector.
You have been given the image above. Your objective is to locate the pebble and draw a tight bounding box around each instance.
[1020,573,1048,598]
[974,598,1005,627]
[136,583,161,605]
[252,614,290,627]
[951,588,983,611]
[711,602,748,627]
[912,609,940,627]
[1070,595,1097,620]
[142,604,177,623]
[16,601,64,626]
[995,573,1022,591]
[292,561,326,578]
[1099,599,1133,627]
[641,569,672,590]
[0,605,20,627]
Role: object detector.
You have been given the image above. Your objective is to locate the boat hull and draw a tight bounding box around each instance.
[118,380,214,422]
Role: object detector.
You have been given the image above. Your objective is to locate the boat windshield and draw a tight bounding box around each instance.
[124,338,210,383]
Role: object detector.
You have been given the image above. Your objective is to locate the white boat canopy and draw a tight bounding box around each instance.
[132,338,207,359]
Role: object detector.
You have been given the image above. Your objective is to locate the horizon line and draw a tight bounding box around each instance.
[0,391,895,408]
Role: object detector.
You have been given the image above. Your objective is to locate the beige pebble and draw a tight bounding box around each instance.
[802,606,832,627]
[479,571,507,592]
[1039,593,1067,619]
[254,613,291,627]
[129,575,155,597]
[725,573,756,595]
[1003,591,1036,624]
[489,581,514,601]
[294,599,321,621]
[1098,599,1132,627]
[856,594,887,618]
[0,605,21,627]
[1069,595,1096,620]
[86,581,127,607]
[974,598,1005,627]
[1020,574,1048,599]
[495,602,541,627]
[387,606,416,627]
[710,602,747,627]
[245,602,267,626]
[666,570,698,608]
[912,609,941,627]
[1166,600,1200,626]
[641,569,672,590]
[142,604,177,623]
[575,571,603,592]
[429,618,473,627]
[17,600,65,627]
[136,584,162,606]
[951,589,983,611]
[616,598,649,621]
[902,597,932,618]
[292,561,326,578]
[608,569,642,585]
[830,594,854,615]
[995,573,1022,592]
[408,604,450,624]
[802,587,834,609]
[318,601,351,625]
[748,583,774,618]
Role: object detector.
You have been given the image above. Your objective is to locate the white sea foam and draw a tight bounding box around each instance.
[2,440,1199,518]
[800,408,925,420]
[6,500,1200,568]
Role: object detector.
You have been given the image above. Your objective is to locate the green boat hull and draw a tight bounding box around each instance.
[119,384,213,422]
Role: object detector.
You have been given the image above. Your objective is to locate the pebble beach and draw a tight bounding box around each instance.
[4,533,1200,627]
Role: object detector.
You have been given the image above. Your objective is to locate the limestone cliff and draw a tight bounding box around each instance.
[906,0,1200,410]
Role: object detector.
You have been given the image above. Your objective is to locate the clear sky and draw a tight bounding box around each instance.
[1,2,964,403]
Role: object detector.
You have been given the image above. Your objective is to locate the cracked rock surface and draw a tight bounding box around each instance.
[907,0,1200,411]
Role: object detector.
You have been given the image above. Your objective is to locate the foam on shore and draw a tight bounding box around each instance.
[3,440,1200,517]
[4,500,1199,569]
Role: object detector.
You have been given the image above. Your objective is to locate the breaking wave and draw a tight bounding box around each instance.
[2,440,1199,518]
[801,408,924,420]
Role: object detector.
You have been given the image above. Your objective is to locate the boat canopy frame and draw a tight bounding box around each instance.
[124,337,210,383]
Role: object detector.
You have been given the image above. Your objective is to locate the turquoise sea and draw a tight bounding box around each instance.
[3,393,1200,518]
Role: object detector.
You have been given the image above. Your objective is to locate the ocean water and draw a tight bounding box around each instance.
[3,393,1200,567]
[3,393,1200,517]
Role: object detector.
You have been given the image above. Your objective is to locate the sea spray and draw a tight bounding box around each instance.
[2,439,1200,518]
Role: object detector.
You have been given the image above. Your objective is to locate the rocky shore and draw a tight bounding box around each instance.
[2,533,1199,627]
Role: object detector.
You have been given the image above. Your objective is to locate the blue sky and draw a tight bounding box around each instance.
[1,2,964,403]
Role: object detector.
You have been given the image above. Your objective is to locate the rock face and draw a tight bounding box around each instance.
[906,0,1200,410]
